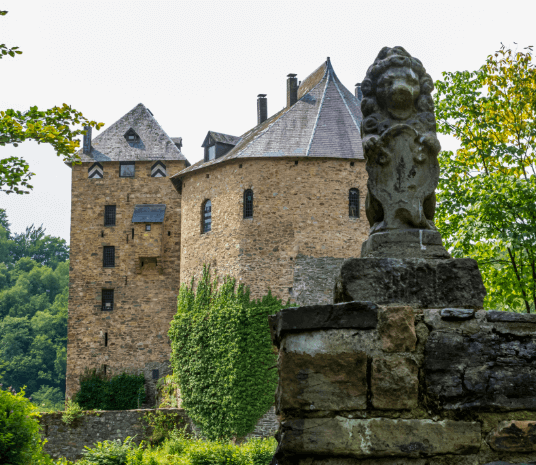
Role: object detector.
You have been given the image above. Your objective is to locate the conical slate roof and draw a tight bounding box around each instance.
[174,58,362,178]
[77,103,188,163]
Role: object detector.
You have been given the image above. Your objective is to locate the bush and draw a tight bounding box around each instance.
[78,437,137,465]
[0,384,51,464]
[169,266,287,440]
[32,385,65,412]
[74,369,145,410]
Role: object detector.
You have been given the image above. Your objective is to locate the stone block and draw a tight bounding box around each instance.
[278,418,481,458]
[487,311,536,324]
[441,308,475,320]
[488,421,536,452]
[278,351,367,411]
[270,301,378,347]
[334,257,486,308]
[372,356,418,409]
[379,306,416,352]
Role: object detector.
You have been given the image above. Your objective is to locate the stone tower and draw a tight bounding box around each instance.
[66,103,189,402]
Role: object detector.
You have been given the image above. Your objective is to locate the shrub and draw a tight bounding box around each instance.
[77,437,137,465]
[0,384,50,464]
[74,369,145,410]
[61,398,85,426]
[168,266,287,440]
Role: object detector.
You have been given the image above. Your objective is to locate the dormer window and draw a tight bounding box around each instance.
[124,128,140,143]
[208,145,216,161]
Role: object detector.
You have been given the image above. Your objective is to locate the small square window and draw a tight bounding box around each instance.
[120,162,135,177]
[103,246,115,267]
[102,289,114,311]
[145,224,151,231]
[104,205,116,226]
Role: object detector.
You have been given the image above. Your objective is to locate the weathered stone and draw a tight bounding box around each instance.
[441,308,475,320]
[379,306,416,352]
[295,459,427,465]
[270,301,378,347]
[424,309,480,335]
[372,356,418,409]
[484,462,536,465]
[424,326,536,409]
[361,229,450,259]
[487,311,536,324]
[334,257,486,308]
[277,418,480,458]
[488,421,536,452]
[278,351,367,411]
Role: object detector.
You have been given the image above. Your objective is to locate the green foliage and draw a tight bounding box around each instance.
[435,44,536,312]
[0,384,50,464]
[74,369,146,411]
[0,11,104,194]
[61,398,85,426]
[169,266,286,440]
[78,437,137,465]
[32,385,65,411]
[144,410,187,445]
[155,374,180,408]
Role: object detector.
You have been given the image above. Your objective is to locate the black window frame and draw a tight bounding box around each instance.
[202,199,212,234]
[145,224,151,231]
[349,188,360,218]
[243,189,253,219]
[102,289,114,311]
[119,162,135,178]
[104,205,116,226]
[103,246,115,267]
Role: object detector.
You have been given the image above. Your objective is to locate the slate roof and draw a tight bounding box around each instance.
[201,131,241,147]
[76,103,188,163]
[173,58,362,179]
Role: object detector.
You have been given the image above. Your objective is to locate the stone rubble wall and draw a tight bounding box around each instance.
[40,406,278,461]
[271,302,536,464]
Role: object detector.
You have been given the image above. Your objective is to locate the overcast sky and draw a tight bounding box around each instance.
[1,0,533,243]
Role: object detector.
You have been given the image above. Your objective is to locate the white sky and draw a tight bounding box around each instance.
[1,0,533,243]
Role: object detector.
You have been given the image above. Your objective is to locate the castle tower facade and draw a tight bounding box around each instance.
[66,104,189,402]
[172,59,369,304]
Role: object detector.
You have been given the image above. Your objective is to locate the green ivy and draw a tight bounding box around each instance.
[168,266,288,441]
[73,369,145,411]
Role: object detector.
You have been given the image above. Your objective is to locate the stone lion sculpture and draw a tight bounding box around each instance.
[361,46,441,235]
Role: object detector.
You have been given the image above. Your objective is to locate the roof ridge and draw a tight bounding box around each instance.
[306,64,330,157]
[332,76,360,132]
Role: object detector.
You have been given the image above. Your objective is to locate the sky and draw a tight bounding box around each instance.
[1,0,534,243]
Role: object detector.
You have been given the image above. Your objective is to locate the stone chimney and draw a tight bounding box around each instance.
[83,126,92,154]
[355,83,363,102]
[287,74,298,107]
[257,94,267,125]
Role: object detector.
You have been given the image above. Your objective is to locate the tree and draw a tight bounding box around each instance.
[168,267,287,440]
[0,10,104,194]
[434,44,536,312]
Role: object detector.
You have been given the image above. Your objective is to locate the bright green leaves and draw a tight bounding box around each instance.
[169,266,288,440]
[435,45,536,312]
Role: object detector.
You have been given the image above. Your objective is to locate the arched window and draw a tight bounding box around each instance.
[202,200,212,233]
[243,189,253,218]
[349,188,359,218]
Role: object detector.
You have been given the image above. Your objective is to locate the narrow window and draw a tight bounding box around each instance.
[120,162,135,177]
[103,246,115,267]
[243,189,253,219]
[104,205,116,226]
[102,289,114,311]
[132,228,134,239]
[202,200,212,233]
[103,364,107,375]
[145,224,151,231]
[349,188,360,218]
[152,369,159,380]
[104,332,108,347]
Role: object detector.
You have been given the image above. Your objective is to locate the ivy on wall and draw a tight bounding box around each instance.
[168,266,288,440]
[73,369,145,410]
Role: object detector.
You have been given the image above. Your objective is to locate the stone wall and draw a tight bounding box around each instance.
[40,406,278,461]
[271,303,536,464]
[67,160,187,401]
[179,158,369,302]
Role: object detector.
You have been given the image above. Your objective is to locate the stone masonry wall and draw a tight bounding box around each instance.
[271,303,536,464]
[40,407,278,461]
[67,160,187,402]
[179,158,369,302]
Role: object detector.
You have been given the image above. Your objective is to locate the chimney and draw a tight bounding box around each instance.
[257,94,267,125]
[355,83,363,102]
[287,74,298,107]
[83,126,92,154]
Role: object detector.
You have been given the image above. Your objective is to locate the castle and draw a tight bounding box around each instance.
[66,58,369,401]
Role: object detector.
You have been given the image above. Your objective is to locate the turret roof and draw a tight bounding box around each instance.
[173,58,362,179]
[76,103,188,163]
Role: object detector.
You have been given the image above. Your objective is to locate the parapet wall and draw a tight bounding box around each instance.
[270,302,536,464]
